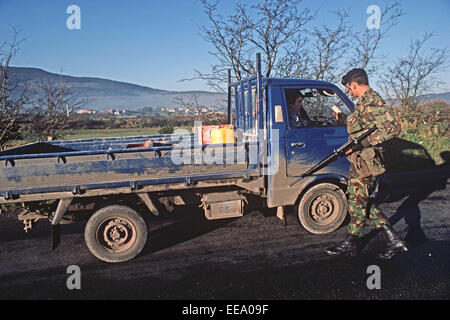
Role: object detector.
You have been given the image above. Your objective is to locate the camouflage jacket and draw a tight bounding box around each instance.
[346,89,401,177]
[347,88,400,146]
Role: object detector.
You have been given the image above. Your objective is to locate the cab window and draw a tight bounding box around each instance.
[284,88,352,128]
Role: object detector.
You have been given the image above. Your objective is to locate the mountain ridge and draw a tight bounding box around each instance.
[6,67,450,111]
[7,66,226,111]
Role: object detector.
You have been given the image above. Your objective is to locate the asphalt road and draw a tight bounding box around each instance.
[0,169,448,301]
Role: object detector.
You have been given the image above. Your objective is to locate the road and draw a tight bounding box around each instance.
[0,169,448,301]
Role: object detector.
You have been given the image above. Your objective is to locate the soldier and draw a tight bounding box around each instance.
[325,68,408,260]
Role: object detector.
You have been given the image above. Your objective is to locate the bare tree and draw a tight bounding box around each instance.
[30,70,87,141]
[173,94,205,121]
[379,32,448,107]
[309,10,352,83]
[307,4,403,84]
[192,0,407,91]
[0,28,28,149]
[190,0,314,91]
[351,2,405,75]
[245,0,314,78]
[196,0,251,90]
[272,34,312,78]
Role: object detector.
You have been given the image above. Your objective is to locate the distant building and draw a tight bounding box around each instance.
[77,109,97,114]
[105,108,122,115]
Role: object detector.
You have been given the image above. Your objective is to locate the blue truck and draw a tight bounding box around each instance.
[0,56,355,262]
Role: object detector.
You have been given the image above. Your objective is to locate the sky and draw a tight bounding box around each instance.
[0,0,449,93]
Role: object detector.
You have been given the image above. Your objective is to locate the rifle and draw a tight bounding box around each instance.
[289,126,378,187]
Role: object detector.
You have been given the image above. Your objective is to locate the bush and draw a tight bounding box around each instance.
[392,99,450,166]
[158,125,174,134]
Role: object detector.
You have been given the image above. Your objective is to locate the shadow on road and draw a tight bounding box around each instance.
[141,193,283,257]
[141,206,237,256]
[359,139,449,248]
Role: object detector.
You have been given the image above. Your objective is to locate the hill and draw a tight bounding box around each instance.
[7,67,449,111]
[7,67,226,111]
[421,91,450,102]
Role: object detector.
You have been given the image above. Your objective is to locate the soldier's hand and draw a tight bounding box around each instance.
[333,112,347,123]
[345,141,365,155]
[333,112,339,120]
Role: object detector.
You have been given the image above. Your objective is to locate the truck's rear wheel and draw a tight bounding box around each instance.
[85,205,148,263]
[298,183,347,234]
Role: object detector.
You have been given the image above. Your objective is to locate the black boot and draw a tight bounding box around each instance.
[377,224,408,260]
[325,234,360,256]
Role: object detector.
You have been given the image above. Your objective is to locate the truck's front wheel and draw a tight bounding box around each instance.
[298,183,347,234]
[85,205,148,263]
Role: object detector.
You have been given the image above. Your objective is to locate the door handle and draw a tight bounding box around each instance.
[291,142,305,148]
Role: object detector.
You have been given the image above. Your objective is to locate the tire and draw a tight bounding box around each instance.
[85,205,148,263]
[298,183,348,235]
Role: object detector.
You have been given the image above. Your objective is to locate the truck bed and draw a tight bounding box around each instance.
[0,134,260,203]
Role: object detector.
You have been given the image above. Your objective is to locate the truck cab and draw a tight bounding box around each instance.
[229,67,354,234]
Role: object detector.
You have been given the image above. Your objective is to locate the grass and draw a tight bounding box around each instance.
[391,100,450,168]
[2,126,193,149]
[62,127,164,140]
[399,129,449,166]
[62,126,195,140]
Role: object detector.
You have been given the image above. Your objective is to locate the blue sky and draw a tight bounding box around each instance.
[0,0,449,92]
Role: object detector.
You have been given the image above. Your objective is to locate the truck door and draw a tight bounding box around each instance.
[283,86,353,178]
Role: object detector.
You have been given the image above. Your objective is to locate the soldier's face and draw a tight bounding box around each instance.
[346,83,357,98]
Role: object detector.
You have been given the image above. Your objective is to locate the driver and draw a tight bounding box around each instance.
[286,92,309,128]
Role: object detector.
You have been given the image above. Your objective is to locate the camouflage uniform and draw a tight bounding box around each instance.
[346,88,401,236]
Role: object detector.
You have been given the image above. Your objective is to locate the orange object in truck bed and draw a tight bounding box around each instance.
[201,124,234,144]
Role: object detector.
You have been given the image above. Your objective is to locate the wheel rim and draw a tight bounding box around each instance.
[308,193,340,225]
[96,216,137,253]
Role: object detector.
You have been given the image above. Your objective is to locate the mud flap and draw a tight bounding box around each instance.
[276,206,287,226]
[137,192,160,216]
[51,224,61,250]
[51,198,73,250]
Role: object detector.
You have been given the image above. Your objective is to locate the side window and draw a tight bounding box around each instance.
[284,88,352,128]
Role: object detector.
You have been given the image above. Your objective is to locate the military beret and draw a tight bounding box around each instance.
[342,68,369,86]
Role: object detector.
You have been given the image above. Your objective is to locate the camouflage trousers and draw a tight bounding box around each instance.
[346,165,388,236]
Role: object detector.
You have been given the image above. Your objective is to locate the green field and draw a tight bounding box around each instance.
[4,126,194,149]
[62,126,192,140]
